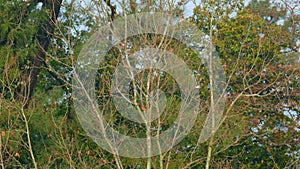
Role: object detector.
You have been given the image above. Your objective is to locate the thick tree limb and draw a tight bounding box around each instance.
[16,0,63,105]
[104,0,116,21]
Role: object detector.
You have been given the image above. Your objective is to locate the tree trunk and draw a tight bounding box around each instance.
[16,0,63,105]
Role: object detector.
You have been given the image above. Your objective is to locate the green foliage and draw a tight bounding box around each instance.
[0,0,299,168]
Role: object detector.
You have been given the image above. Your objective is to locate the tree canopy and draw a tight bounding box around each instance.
[0,0,299,168]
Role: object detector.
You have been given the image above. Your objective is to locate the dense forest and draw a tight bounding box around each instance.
[0,0,299,168]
